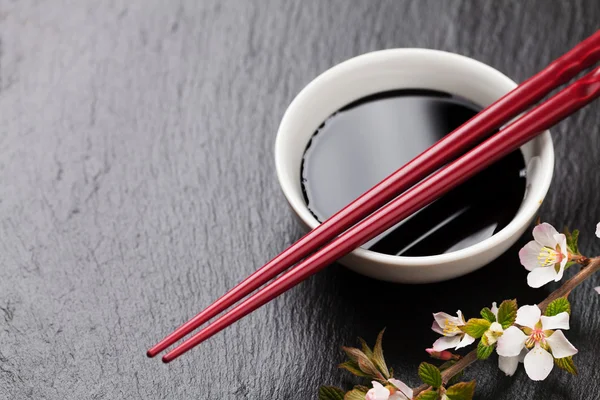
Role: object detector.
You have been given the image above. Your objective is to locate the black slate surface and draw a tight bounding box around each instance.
[0,1,599,399]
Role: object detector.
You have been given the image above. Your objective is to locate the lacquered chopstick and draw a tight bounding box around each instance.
[147,30,600,358]
[163,67,600,362]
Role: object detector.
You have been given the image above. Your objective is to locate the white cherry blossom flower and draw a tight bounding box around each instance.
[431,311,475,351]
[366,380,412,400]
[482,302,505,345]
[366,381,390,400]
[519,223,568,288]
[484,322,504,345]
[388,378,413,400]
[595,287,600,295]
[498,348,528,376]
[496,305,577,381]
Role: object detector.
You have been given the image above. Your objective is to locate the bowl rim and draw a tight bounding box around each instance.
[274,48,554,268]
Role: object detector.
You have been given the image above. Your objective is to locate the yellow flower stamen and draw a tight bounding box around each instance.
[537,247,559,267]
[525,328,548,349]
[443,319,461,335]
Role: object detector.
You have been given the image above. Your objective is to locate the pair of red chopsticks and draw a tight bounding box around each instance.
[149,30,600,363]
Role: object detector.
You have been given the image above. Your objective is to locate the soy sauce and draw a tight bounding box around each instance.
[300,90,526,256]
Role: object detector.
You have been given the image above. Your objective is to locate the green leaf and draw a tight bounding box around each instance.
[353,385,370,392]
[497,299,518,329]
[564,228,580,255]
[555,356,578,375]
[357,356,383,379]
[344,389,367,400]
[570,229,579,250]
[446,381,476,400]
[341,347,383,379]
[319,386,346,400]
[338,361,371,378]
[418,362,442,389]
[480,331,490,346]
[415,389,439,400]
[358,338,374,359]
[480,307,496,323]
[476,340,495,360]
[342,346,367,363]
[447,370,465,387]
[545,297,571,316]
[372,329,390,378]
[459,318,491,338]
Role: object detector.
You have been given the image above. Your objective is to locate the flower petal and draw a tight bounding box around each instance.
[595,287,600,294]
[596,222,600,238]
[519,241,545,271]
[456,334,476,349]
[491,302,498,318]
[366,381,390,400]
[389,378,412,400]
[546,330,578,359]
[497,326,528,357]
[523,344,554,381]
[533,223,560,248]
[431,321,444,335]
[432,335,461,351]
[541,312,570,331]
[515,305,542,329]
[485,322,504,345]
[371,381,384,390]
[433,312,461,335]
[527,267,557,288]
[555,233,568,281]
[557,257,567,281]
[498,355,520,376]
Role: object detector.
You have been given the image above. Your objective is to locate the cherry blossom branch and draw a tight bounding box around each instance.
[440,351,477,386]
[413,256,600,397]
[537,256,597,310]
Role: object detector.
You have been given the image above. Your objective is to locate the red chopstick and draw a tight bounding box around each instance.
[163,66,600,362]
[147,30,600,358]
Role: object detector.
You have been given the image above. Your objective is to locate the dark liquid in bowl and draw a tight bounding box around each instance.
[300,90,527,256]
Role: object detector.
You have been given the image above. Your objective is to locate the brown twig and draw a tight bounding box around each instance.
[412,257,600,397]
[537,256,597,310]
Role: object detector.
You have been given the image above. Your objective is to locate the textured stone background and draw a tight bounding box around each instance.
[0,1,598,399]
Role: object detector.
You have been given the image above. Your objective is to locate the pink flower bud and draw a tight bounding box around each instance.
[426,348,454,360]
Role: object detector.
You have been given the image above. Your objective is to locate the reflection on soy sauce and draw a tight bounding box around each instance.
[301,90,526,256]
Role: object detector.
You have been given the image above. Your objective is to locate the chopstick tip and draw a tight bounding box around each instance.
[162,354,175,363]
[146,348,157,358]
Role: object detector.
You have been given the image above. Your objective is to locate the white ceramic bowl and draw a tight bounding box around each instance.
[274,49,554,283]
